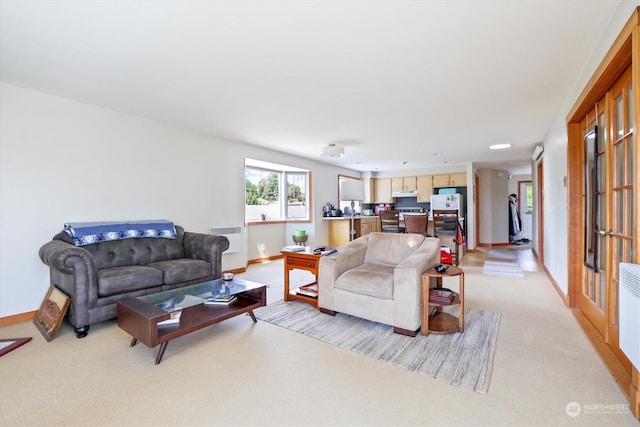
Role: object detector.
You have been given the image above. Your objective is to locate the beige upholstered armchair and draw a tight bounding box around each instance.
[318,232,440,336]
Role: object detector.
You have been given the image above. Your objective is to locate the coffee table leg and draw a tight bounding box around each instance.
[155,342,168,365]
[247,310,257,323]
[130,337,138,347]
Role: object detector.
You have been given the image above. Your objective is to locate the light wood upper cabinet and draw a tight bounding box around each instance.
[450,173,467,186]
[433,172,467,188]
[404,176,417,191]
[373,178,392,203]
[392,176,417,192]
[416,175,433,202]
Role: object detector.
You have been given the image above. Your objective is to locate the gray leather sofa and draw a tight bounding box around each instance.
[318,232,440,336]
[39,225,229,337]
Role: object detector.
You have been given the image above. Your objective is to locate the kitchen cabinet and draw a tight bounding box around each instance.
[450,173,467,186]
[432,172,467,188]
[327,217,381,247]
[373,178,393,203]
[362,178,376,203]
[416,175,433,202]
[391,176,417,192]
[357,217,380,237]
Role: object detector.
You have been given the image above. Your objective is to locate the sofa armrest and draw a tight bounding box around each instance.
[38,240,98,327]
[183,232,229,278]
[392,237,441,330]
[318,235,369,310]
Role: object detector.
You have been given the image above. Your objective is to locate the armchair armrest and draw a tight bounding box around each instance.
[183,232,229,278]
[38,240,98,327]
[392,237,441,330]
[318,235,369,310]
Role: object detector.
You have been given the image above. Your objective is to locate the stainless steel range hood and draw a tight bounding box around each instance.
[392,191,418,197]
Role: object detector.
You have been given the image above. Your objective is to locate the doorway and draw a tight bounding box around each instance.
[536,160,544,262]
[518,181,533,242]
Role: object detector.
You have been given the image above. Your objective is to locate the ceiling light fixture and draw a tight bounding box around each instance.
[489,143,511,150]
[321,144,345,158]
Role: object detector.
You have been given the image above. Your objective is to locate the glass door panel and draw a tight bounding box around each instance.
[607,67,633,368]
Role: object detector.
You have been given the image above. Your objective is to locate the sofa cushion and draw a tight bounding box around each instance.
[335,264,394,299]
[148,259,211,285]
[97,266,163,297]
[363,232,425,267]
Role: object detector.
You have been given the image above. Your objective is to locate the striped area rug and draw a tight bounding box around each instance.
[483,260,525,279]
[256,300,501,393]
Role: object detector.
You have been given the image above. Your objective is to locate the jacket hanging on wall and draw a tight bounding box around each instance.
[508,194,522,243]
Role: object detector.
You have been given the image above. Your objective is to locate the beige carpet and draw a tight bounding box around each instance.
[0,258,637,426]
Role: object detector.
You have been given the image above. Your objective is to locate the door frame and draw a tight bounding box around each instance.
[565,7,639,418]
[566,8,638,309]
[536,160,544,263]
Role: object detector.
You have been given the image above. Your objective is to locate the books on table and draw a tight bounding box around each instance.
[429,289,455,305]
[205,294,237,306]
[157,310,182,326]
[295,284,318,298]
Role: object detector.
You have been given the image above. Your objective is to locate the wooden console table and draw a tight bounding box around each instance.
[421,265,464,336]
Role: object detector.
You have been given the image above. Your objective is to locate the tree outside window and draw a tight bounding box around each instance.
[245,159,310,222]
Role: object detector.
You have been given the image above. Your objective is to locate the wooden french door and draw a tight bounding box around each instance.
[581,65,634,367]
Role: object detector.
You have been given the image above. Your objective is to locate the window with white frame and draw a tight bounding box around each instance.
[245,159,310,222]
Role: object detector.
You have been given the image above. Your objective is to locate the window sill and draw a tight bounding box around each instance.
[247,219,311,226]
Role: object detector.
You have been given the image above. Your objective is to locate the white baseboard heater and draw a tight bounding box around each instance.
[619,262,640,370]
[210,226,243,254]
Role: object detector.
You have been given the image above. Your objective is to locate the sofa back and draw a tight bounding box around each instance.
[54,225,187,270]
[363,232,425,267]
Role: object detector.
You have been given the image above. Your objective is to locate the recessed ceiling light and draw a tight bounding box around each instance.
[489,144,511,150]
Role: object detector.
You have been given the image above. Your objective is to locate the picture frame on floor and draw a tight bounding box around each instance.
[0,338,32,357]
[33,286,71,341]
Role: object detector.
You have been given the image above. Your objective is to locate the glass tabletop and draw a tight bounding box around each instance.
[137,278,265,313]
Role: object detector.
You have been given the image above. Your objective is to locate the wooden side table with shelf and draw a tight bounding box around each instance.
[421,265,464,336]
[281,246,334,308]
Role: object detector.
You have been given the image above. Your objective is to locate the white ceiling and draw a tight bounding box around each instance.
[0,1,626,174]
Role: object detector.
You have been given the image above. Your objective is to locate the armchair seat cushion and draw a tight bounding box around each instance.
[98,266,163,297]
[335,264,394,299]
[148,259,211,285]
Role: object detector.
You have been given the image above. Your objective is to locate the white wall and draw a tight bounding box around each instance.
[539,2,638,295]
[0,83,356,317]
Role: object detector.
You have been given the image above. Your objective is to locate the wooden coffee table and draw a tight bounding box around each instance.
[117,278,266,364]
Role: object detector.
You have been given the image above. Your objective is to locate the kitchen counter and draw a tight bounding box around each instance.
[326,216,381,246]
[323,215,379,220]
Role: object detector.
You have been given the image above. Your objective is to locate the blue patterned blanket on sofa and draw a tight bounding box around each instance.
[63,220,176,246]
